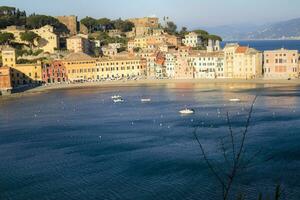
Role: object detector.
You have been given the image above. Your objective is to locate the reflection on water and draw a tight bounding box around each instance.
[0,83,300,200]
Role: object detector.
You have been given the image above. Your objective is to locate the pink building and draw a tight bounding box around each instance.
[263,48,299,79]
[42,60,68,83]
[174,47,194,79]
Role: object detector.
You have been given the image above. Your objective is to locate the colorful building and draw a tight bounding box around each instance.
[1,47,42,87]
[64,52,146,82]
[174,47,194,79]
[0,66,12,95]
[263,48,299,79]
[42,60,68,83]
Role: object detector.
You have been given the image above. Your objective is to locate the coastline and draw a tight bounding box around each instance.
[1,78,300,99]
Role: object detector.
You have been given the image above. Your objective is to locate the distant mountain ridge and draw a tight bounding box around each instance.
[203,18,300,40]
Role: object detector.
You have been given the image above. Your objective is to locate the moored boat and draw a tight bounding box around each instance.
[229,98,241,102]
[141,98,151,102]
[179,108,195,115]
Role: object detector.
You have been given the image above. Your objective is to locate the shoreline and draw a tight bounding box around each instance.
[1,78,300,99]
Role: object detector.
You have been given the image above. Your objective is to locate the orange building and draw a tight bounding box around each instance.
[0,66,12,95]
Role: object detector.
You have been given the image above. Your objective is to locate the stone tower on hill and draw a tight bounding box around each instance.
[56,15,78,35]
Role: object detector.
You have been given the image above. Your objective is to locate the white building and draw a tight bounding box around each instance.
[182,32,202,48]
[189,51,224,79]
[165,51,176,78]
[207,39,221,52]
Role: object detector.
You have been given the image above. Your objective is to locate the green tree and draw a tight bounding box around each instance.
[113,19,134,32]
[80,17,98,33]
[0,32,15,45]
[97,18,113,31]
[164,21,177,34]
[26,14,69,34]
[193,29,209,36]
[179,27,188,37]
[208,34,222,41]
[0,6,26,29]
[20,31,40,49]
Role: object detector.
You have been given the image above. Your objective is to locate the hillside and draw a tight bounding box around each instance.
[204,18,300,40]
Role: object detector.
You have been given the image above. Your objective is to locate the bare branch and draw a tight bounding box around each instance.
[193,127,226,189]
[235,96,257,166]
[226,111,236,163]
[220,138,231,167]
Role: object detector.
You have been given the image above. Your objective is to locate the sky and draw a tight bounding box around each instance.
[1,0,300,29]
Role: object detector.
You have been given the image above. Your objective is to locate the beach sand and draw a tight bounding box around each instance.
[1,78,300,99]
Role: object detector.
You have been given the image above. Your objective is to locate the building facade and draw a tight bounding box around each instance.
[128,17,159,37]
[182,32,202,48]
[1,25,59,53]
[66,34,91,54]
[263,48,299,79]
[0,66,12,95]
[174,47,194,79]
[233,46,263,79]
[42,60,68,83]
[1,47,42,87]
[32,25,59,53]
[189,51,224,79]
[64,52,146,82]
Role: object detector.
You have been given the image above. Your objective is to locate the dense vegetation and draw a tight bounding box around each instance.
[0,6,26,29]
[0,32,14,45]
[26,14,69,34]
[0,6,68,34]
[80,17,134,33]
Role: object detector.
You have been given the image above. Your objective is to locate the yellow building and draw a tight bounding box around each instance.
[1,47,42,86]
[133,36,148,49]
[32,25,59,53]
[1,47,16,67]
[66,34,91,54]
[128,17,159,37]
[233,46,263,79]
[10,63,43,86]
[1,25,59,53]
[223,43,239,78]
[64,52,146,82]
[1,25,26,44]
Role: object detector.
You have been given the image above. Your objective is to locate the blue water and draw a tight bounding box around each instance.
[222,40,300,51]
[0,82,300,200]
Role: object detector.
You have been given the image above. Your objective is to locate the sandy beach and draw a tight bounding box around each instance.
[1,78,300,99]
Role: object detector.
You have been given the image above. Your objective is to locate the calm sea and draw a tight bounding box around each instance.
[0,82,300,200]
[222,40,300,51]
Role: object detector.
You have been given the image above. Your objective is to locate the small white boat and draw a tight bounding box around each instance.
[113,98,124,103]
[179,108,195,115]
[141,98,151,102]
[111,95,122,99]
[229,98,241,102]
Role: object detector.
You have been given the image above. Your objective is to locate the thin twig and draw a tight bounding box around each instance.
[193,128,226,189]
[227,111,236,163]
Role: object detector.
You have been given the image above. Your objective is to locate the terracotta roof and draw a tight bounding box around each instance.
[235,46,248,54]
[64,52,94,61]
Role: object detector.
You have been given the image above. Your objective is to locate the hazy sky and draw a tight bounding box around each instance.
[2,0,300,28]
